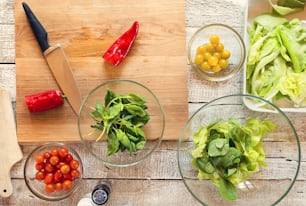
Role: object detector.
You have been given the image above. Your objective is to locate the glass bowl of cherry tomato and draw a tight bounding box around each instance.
[187,23,246,82]
[24,142,83,201]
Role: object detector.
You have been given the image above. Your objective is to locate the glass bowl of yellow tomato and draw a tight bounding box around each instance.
[188,24,246,82]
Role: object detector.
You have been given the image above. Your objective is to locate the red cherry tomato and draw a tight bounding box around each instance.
[45,183,55,193]
[45,163,54,173]
[60,164,70,175]
[43,152,51,159]
[35,155,44,164]
[65,154,73,163]
[58,147,68,158]
[70,160,80,170]
[56,161,66,169]
[50,149,58,156]
[63,173,72,181]
[35,171,45,180]
[35,163,44,171]
[62,180,72,190]
[70,169,80,180]
[54,170,63,183]
[44,173,54,184]
[55,182,63,191]
[49,156,60,166]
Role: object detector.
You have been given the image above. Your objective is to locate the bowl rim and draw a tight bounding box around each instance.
[78,79,165,167]
[23,142,83,201]
[177,93,301,205]
[187,23,246,82]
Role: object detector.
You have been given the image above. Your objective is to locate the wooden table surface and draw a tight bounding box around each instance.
[0,0,305,205]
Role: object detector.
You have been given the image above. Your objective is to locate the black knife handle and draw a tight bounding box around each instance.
[22,2,50,52]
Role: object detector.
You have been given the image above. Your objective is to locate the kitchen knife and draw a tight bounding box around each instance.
[0,89,23,197]
[22,2,82,115]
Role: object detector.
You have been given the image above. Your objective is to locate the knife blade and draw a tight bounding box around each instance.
[22,2,82,115]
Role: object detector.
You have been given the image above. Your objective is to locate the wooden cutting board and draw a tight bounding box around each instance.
[15,0,188,142]
[0,89,23,197]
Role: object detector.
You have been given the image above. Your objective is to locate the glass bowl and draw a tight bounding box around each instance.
[78,79,165,167]
[24,142,83,201]
[188,24,246,82]
[178,94,301,206]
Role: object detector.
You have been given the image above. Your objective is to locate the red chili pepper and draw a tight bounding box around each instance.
[25,90,64,113]
[102,21,139,66]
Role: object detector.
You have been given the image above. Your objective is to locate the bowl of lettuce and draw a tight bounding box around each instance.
[244,13,306,112]
[177,94,301,205]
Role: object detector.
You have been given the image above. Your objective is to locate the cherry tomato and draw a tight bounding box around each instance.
[70,169,80,180]
[45,163,54,173]
[43,152,51,159]
[60,164,70,175]
[44,173,54,184]
[221,50,231,59]
[54,169,63,183]
[63,173,72,181]
[65,154,73,163]
[49,156,60,166]
[56,161,66,169]
[50,149,58,156]
[35,171,45,180]
[70,160,80,170]
[62,180,72,190]
[58,147,68,158]
[35,163,44,171]
[35,155,44,164]
[208,56,218,66]
[210,34,220,45]
[55,182,63,191]
[45,183,55,193]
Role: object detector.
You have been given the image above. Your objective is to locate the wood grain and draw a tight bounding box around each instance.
[14,0,188,142]
[0,89,23,197]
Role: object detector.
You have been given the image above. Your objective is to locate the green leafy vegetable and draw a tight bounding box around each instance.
[191,118,275,201]
[90,88,150,156]
[269,0,305,16]
[247,14,306,107]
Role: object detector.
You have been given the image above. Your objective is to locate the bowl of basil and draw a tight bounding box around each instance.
[177,94,301,205]
[78,79,165,167]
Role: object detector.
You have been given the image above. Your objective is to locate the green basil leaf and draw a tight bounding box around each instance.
[219,178,237,200]
[105,88,116,106]
[136,141,146,150]
[208,138,229,157]
[196,157,215,174]
[125,104,146,117]
[128,93,147,104]
[107,132,120,156]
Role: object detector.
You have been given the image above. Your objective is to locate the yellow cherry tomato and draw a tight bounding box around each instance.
[213,52,222,60]
[221,50,231,59]
[204,43,214,53]
[200,61,211,71]
[196,45,206,54]
[215,43,224,52]
[203,52,212,61]
[194,54,204,65]
[212,64,221,73]
[209,35,220,45]
[219,59,229,69]
[208,56,218,66]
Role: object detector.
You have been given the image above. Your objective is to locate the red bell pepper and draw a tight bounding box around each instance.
[25,90,64,113]
[103,21,139,66]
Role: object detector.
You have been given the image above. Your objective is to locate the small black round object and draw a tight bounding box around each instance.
[91,183,111,205]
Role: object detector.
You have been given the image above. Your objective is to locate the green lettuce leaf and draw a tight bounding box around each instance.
[190,118,275,201]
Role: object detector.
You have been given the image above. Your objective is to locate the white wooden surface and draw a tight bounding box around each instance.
[0,0,305,205]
